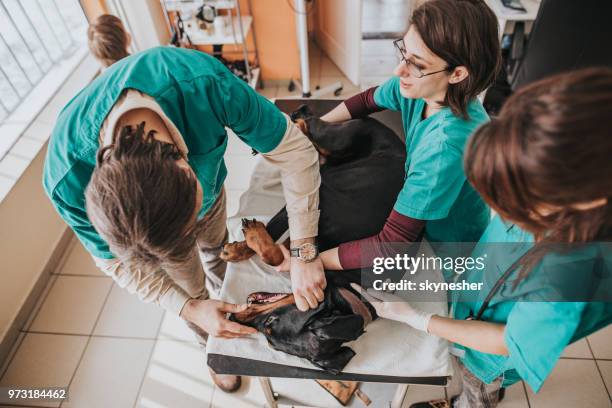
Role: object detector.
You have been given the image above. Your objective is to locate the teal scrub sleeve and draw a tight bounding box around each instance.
[504,302,586,392]
[48,167,114,260]
[215,70,287,154]
[373,76,402,111]
[394,140,465,220]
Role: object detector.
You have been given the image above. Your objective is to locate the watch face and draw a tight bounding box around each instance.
[299,243,317,261]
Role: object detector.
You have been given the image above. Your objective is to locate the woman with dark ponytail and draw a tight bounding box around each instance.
[355,68,612,407]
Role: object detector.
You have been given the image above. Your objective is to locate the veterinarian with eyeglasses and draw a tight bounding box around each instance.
[42,46,326,393]
[355,67,612,408]
[277,0,500,274]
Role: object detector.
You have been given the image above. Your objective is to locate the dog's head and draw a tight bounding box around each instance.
[290,104,373,166]
[231,286,376,373]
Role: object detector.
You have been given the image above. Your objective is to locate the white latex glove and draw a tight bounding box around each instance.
[351,283,434,332]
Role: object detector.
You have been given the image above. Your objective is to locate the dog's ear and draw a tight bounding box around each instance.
[309,314,364,341]
[290,104,314,121]
[312,346,356,374]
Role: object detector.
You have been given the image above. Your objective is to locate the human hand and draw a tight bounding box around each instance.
[291,257,326,311]
[180,299,258,338]
[350,283,433,332]
[274,245,291,273]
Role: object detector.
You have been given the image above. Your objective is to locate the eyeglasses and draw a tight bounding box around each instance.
[393,39,449,78]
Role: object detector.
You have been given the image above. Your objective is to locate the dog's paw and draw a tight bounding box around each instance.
[220,241,255,262]
[241,218,285,266]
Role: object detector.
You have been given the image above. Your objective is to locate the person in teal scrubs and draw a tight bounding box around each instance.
[295,0,501,272]
[43,46,326,392]
[356,68,612,407]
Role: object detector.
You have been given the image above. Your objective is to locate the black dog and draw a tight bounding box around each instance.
[230,104,406,373]
[267,104,407,250]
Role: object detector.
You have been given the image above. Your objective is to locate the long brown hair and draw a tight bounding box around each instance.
[87,14,130,67]
[86,122,199,268]
[411,0,501,119]
[465,67,612,275]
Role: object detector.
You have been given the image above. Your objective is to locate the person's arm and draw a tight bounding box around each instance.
[213,67,325,311]
[276,210,425,272]
[261,116,326,311]
[355,284,509,355]
[94,256,256,337]
[428,315,508,355]
[321,86,383,123]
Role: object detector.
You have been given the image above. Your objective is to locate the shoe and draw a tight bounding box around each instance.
[208,367,242,393]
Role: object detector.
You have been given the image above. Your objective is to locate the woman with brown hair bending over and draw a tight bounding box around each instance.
[356,67,612,407]
[87,14,131,68]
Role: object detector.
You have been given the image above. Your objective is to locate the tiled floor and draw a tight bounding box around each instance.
[1,45,611,408]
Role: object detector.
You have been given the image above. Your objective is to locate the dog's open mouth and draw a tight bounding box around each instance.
[233,292,295,323]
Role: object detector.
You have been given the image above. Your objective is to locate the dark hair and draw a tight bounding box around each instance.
[85,122,198,268]
[465,67,612,277]
[87,14,130,67]
[411,0,501,119]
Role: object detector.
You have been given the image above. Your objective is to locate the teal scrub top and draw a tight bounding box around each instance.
[451,215,612,392]
[43,46,287,260]
[374,76,490,243]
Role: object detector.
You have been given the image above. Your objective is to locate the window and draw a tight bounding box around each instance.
[0,0,88,158]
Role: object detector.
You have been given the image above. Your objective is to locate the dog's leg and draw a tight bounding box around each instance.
[220,241,255,262]
[242,218,285,266]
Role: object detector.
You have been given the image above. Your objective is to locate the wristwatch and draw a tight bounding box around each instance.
[290,242,319,263]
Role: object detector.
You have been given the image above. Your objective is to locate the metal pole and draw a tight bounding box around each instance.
[247,0,260,69]
[294,0,310,96]
[234,0,251,81]
[390,384,409,408]
[257,377,278,408]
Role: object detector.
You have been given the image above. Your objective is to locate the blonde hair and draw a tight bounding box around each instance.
[87,14,130,67]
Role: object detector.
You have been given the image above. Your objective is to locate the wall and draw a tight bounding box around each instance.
[0,146,68,359]
[190,0,301,82]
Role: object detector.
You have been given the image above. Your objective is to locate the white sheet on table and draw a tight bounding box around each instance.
[206,157,453,378]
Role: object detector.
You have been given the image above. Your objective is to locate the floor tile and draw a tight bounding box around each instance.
[320,56,344,78]
[561,338,593,359]
[597,360,612,398]
[9,137,44,161]
[21,121,54,142]
[313,76,358,99]
[401,384,445,407]
[28,276,112,335]
[361,55,397,77]
[211,375,269,408]
[588,324,612,359]
[257,86,278,100]
[0,155,30,179]
[56,241,104,276]
[498,382,529,408]
[93,284,164,339]
[0,175,15,200]
[526,359,609,407]
[0,333,88,407]
[361,39,396,57]
[136,340,213,408]
[226,189,244,218]
[157,312,199,343]
[226,129,256,156]
[224,155,259,190]
[62,337,155,408]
